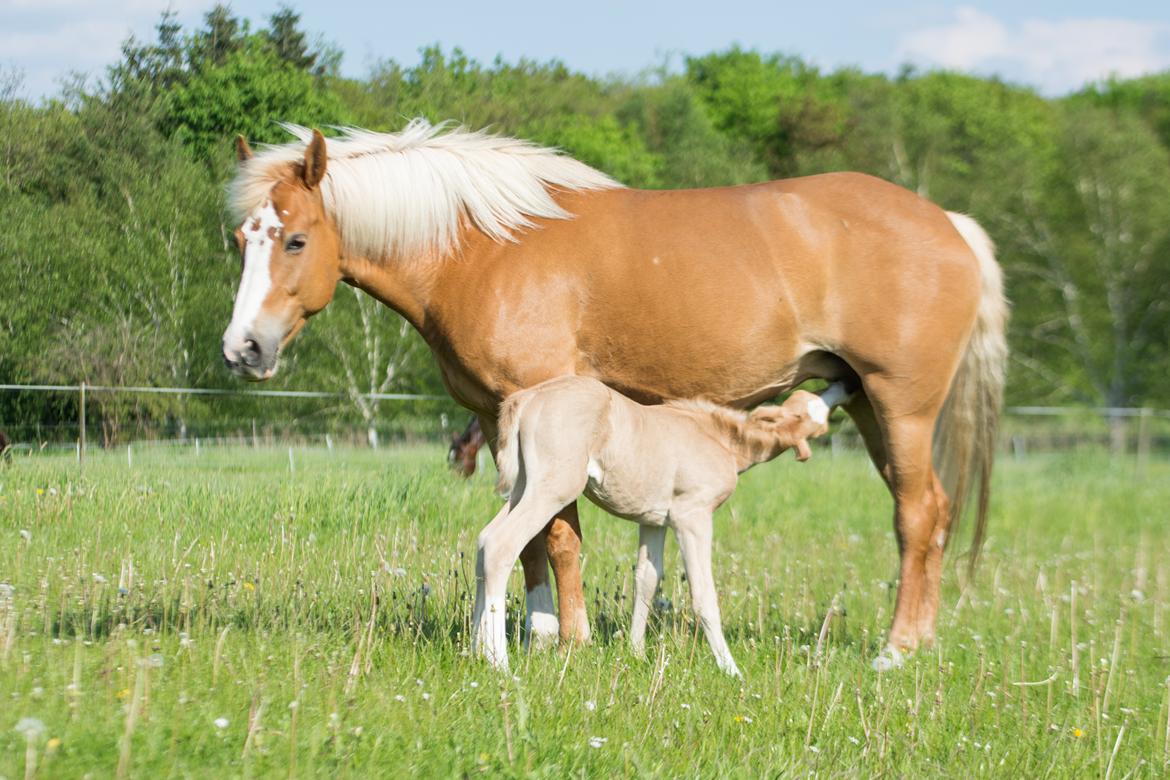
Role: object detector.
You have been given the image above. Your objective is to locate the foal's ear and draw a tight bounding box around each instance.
[235,134,253,163]
[302,129,327,189]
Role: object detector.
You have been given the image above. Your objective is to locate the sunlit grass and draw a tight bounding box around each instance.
[1,446,1168,777]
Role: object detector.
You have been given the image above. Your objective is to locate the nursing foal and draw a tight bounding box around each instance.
[472,377,850,676]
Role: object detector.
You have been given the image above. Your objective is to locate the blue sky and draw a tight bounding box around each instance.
[4,1,1170,101]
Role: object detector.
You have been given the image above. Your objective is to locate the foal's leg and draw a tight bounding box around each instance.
[518,536,558,649]
[476,493,569,671]
[672,510,740,677]
[630,524,667,657]
[472,502,513,660]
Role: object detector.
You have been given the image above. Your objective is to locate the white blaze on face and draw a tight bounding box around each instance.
[225,201,283,350]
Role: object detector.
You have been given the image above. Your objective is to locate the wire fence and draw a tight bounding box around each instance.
[2,383,1169,462]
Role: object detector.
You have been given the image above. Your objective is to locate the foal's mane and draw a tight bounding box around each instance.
[665,399,792,465]
[228,119,622,261]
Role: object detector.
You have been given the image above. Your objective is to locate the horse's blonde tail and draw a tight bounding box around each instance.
[494,390,531,498]
[937,212,1009,573]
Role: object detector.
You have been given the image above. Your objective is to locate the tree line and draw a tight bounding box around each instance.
[2,4,1168,445]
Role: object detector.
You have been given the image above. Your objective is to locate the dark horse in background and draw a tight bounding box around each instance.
[219,120,1006,668]
[448,417,487,477]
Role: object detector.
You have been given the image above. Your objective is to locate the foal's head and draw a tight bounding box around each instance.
[222,131,341,380]
[748,390,832,462]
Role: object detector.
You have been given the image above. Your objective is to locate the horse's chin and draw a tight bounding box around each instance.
[235,358,279,382]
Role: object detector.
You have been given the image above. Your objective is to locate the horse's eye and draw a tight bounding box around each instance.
[285,234,307,254]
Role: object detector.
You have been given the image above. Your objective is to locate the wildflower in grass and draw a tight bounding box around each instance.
[92,573,107,584]
[46,737,61,751]
[584,700,596,712]
[394,695,406,703]
[14,717,46,740]
[214,717,229,729]
[1073,728,1083,738]
[35,488,44,496]
[734,715,753,724]
[469,681,479,688]
[680,703,691,710]
[478,752,491,763]
[115,689,130,700]
[588,736,607,748]
[243,581,255,592]
[19,529,31,542]
[422,692,431,701]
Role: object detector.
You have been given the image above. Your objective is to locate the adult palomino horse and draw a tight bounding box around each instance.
[221,120,1007,664]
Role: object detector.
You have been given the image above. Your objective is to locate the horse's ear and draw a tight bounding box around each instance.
[235,135,253,163]
[302,129,327,189]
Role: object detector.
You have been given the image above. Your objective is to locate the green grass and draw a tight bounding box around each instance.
[1,446,1168,778]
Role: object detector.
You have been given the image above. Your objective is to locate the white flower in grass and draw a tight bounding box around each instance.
[588,736,607,748]
[14,717,46,740]
[394,695,406,703]
[19,529,31,542]
[422,692,431,701]
[213,717,229,730]
[584,700,596,712]
[469,681,479,688]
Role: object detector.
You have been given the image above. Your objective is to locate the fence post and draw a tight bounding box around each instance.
[78,381,86,464]
[1137,408,1151,476]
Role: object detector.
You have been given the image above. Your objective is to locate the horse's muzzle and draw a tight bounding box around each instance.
[223,335,278,381]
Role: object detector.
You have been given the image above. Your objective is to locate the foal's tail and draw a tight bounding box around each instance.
[937,213,1009,573]
[494,390,532,499]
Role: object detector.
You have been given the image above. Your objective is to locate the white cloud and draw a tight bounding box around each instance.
[897,6,1170,94]
[0,0,207,101]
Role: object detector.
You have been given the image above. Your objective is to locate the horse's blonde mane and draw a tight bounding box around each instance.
[228,119,623,261]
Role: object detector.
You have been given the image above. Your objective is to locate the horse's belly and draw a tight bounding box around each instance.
[583,461,671,526]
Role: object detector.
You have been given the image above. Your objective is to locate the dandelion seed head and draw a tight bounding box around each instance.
[14,717,46,739]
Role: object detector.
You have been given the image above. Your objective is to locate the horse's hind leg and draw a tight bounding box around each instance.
[844,386,947,665]
[630,524,667,656]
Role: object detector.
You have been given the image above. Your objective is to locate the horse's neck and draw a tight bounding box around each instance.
[339,252,435,334]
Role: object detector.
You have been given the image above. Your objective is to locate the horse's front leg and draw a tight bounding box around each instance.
[518,534,558,649]
[545,501,590,644]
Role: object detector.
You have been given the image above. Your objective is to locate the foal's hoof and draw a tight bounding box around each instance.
[871,646,905,673]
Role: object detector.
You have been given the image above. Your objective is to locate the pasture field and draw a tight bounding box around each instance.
[1,445,1168,778]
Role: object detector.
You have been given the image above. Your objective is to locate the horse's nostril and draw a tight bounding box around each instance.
[242,338,262,366]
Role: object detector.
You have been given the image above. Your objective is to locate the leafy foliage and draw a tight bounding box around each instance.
[3,4,1170,444]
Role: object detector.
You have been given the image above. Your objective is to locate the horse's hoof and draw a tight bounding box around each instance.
[524,610,559,651]
[871,646,905,672]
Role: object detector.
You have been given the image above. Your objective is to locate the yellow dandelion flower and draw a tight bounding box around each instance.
[243,581,255,591]
[46,737,62,750]
[116,688,130,699]
[36,488,44,496]
[478,753,491,763]
[1073,728,1084,738]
